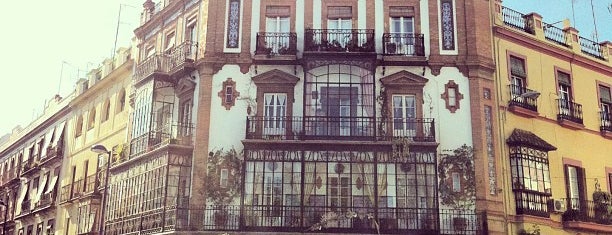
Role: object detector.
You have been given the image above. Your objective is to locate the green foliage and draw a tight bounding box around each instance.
[438,144,476,210]
[518,224,540,235]
[592,190,612,224]
[204,148,243,205]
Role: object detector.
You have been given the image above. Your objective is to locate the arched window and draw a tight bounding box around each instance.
[101,99,111,122]
[75,115,84,137]
[116,89,126,114]
[88,108,96,130]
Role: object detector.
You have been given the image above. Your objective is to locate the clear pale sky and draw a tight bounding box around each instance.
[0,0,610,137]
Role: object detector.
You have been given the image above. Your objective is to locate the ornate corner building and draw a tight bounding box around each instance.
[493,0,612,234]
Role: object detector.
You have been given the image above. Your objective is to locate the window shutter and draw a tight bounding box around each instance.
[599,85,611,103]
[557,71,571,85]
[328,6,352,19]
[509,56,526,78]
[389,6,415,17]
[266,5,290,17]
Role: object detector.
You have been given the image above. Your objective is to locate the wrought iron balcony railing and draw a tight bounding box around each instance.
[255,32,298,56]
[246,116,435,142]
[83,174,97,195]
[501,7,533,34]
[508,84,539,112]
[59,184,71,203]
[134,41,198,84]
[382,33,425,56]
[304,29,375,53]
[557,99,583,124]
[562,198,612,225]
[186,205,484,234]
[543,24,568,47]
[36,192,54,209]
[600,111,612,132]
[20,199,31,216]
[72,179,83,199]
[579,36,605,60]
[128,122,194,158]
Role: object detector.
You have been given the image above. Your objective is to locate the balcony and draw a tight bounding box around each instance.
[181,206,484,234]
[82,174,98,196]
[20,159,40,176]
[59,184,71,203]
[133,41,198,85]
[501,7,533,34]
[562,198,612,233]
[304,29,375,54]
[35,192,55,210]
[507,85,539,117]
[382,33,425,56]
[557,99,584,129]
[245,116,435,142]
[254,32,297,62]
[543,24,568,47]
[579,36,605,60]
[127,122,194,161]
[600,111,612,138]
[1,168,18,186]
[71,179,83,199]
[19,199,31,217]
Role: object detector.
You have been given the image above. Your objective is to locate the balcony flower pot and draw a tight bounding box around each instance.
[453,217,467,231]
[214,209,228,227]
[386,43,397,54]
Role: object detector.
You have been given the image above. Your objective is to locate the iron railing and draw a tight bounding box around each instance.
[59,184,71,203]
[304,29,375,53]
[36,192,54,209]
[501,7,533,34]
[83,174,97,195]
[562,198,612,225]
[600,111,612,132]
[246,116,435,142]
[129,122,194,158]
[557,99,583,124]
[543,24,568,47]
[72,179,83,199]
[513,190,550,217]
[255,32,298,56]
[19,200,31,216]
[508,84,538,112]
[382,33,425,56]
[134,54,169,84]
[188,205,484,234]
[134,41,199,84]
[579,36,604,60]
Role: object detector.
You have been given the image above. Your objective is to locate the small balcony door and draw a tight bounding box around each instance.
[265,16,290,54]
[393,95,416,137]
[565,165,585,210]
[390,17,415,54]
[599,85,612,127]
[320,87,357,137]
[264,93,287,137]
[327,18,352,47]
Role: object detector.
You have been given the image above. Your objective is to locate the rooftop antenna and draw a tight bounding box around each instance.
[589,0,599,42]
[571,0,576,27]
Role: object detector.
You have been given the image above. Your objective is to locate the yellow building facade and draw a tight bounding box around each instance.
[56,48,133,235]
[493,1,612,234]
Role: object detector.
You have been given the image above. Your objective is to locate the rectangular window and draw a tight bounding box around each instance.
[509,56,526,97]
[225,86,233,104]
[389,16,415,55]
[392,95,416,136]
[36,223,42,235]
[186,21,197,43]
[329,176,350,212]
[452,172,461,192]
[565,165,585,210]
[164,31,176,52]
[220,169,229,188]
[264,93,287,135]
[599,85,611,123]
[46,219,54,235]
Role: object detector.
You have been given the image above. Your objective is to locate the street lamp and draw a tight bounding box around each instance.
[90,144,111,235]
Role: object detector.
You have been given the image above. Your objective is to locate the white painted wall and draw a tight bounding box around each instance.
[250,0,261,56]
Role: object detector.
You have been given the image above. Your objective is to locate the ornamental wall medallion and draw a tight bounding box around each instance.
[440,80,463,113]
[218,78,240,110]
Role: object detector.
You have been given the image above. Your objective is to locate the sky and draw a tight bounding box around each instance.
[0,0,610,137]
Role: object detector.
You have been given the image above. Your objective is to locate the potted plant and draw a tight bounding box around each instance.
[592,189,611,224]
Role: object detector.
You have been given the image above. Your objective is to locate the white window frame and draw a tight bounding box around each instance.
[263,93,287,136]
[392,95,417,137]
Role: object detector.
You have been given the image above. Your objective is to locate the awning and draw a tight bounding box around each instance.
[51,121,66,150]
[40,127,56,159]
[506,129,557,151]
[33,173,48,203]
[15,182,28,215]
[44,175,58,194]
